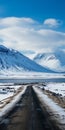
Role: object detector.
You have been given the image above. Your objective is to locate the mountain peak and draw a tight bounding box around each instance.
[33,51,65,72]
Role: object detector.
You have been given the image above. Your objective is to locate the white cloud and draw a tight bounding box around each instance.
[0,17,65,53]
[0,17,36,28]
[44,18,62,27]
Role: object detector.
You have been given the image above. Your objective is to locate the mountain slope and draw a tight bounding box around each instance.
[0,45,53,73]
[33,50,65,72]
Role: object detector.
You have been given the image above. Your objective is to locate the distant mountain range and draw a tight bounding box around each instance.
[33,50,65,72]
[0,45,54,73]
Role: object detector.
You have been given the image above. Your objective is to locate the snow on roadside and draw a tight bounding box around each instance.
[45,83,65,97]
[33,86,65,124]
[0,85,27,121]
[0,93,13,101]
[0,85,23,100]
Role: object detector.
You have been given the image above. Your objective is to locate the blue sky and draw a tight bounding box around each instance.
[0,0,65,22]
[0,0,65,54]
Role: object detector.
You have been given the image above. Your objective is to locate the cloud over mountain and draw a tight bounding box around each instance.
[0,17,65,53]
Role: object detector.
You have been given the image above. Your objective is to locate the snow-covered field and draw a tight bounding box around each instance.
[0,71,65,79]
[0,84,22,100]
[45,83,65,97]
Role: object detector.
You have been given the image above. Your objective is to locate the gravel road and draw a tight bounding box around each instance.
[0,85,61,130]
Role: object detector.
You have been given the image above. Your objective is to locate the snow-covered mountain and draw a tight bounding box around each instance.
[0,45,53,73]
[33,50,65,72]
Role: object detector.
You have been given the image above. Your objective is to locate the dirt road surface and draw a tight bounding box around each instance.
[0,85,61,130]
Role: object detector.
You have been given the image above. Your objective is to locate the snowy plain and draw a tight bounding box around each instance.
[0,71,65,79]
[45,83,65,97]
[0,84,22,100]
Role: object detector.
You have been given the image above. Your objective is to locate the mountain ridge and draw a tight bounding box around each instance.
[0,45,54,73]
